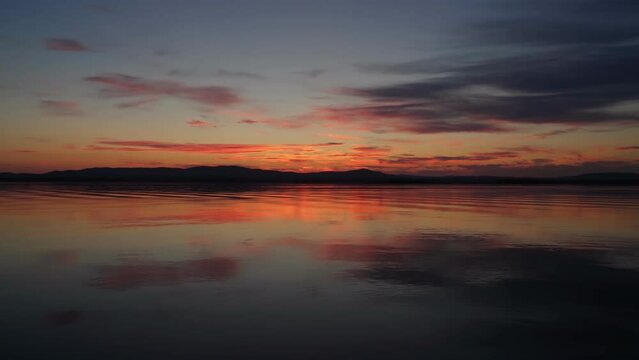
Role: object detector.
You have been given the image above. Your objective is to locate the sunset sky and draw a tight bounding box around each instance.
[1,0,638,176]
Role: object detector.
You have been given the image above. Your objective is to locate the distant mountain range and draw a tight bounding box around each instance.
[0,166,638,184]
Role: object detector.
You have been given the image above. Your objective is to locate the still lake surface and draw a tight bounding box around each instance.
[1,183,639,359]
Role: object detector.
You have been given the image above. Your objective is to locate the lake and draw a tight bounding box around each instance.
[1,184,639,359]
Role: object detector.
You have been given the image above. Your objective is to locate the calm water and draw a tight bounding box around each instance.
[1,184,639,359]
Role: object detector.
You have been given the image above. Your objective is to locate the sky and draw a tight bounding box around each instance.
[1,0,638,176]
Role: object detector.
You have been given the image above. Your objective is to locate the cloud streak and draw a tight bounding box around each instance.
[40,100,82,116]
[85,74,241,108]
[315,105,508,134]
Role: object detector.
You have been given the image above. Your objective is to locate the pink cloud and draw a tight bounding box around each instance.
[84,73,241,108]
[45,38,88,51]
[617,146,639,151]
[187,119,215,128]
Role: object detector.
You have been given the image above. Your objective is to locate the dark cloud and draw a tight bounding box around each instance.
[476,19,639,46]
[534,128,578,139]
[349,45,639,125]
[617,146,639,151]
[346,1,639,132]
[474,0,639,46]
[317,104,507,134]
[45,38,88,51]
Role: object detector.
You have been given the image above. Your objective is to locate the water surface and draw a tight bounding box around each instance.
[1,184,639,359]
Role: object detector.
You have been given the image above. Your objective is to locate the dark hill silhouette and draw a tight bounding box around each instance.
[0,166,637,185]
[565,172,639,181]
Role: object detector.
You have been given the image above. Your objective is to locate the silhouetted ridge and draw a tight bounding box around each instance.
[0,166,637,184]
[566,173,639,180]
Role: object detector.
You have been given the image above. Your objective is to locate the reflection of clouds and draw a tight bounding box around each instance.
[317,232,499,263]
[325,232,639,358]
[90,256,239,290]
[339,232,639,299]
[41,250,79,266]
[318,244,417,262]
[44,310,83,326]
[350,245,637,296]
[321,232,505,285]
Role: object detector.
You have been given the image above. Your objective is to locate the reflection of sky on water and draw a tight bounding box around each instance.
[1,184,639,359]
